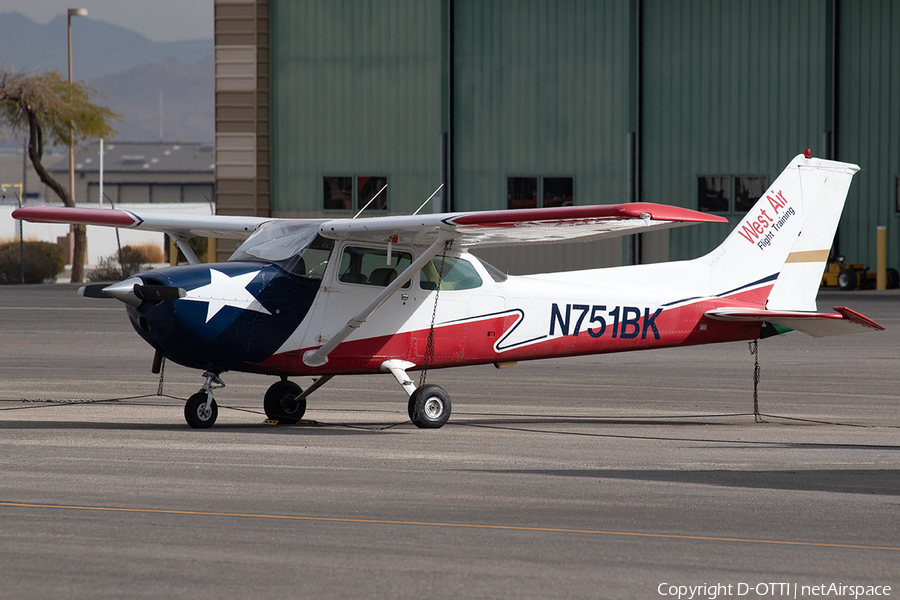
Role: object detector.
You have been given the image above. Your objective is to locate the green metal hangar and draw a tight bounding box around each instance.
[213,0,900,275]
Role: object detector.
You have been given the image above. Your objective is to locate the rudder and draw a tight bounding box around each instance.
[706,154,859,311]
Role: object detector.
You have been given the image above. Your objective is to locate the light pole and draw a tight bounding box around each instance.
[67,8,88,280]
[67,8,88,207]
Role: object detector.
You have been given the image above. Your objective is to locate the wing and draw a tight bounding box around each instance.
[14,201,726,249]
[705,306,884,337]
[319,202,728,248]
[12,206,272,241]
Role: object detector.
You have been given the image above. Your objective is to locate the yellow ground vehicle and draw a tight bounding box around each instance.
[821,257,899,290]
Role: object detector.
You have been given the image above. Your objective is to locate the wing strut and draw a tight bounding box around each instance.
[167,230,200,265]
[302,230,455,367]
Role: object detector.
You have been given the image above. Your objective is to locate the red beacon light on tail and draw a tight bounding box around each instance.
[804,148,812,158]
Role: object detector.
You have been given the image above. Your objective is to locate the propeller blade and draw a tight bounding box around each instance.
[78,284,114,299]
[134,284,186,302]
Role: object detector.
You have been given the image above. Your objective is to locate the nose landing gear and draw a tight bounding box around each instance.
[184,372,225,429]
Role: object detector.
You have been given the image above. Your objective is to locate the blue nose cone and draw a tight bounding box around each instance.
[126,261,321,372]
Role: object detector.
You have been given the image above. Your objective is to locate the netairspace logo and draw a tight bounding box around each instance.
[657,582,893,600]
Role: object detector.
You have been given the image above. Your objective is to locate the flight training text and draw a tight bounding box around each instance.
[736,189,796,250]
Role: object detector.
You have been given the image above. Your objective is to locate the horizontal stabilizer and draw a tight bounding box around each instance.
[705,306,884,337]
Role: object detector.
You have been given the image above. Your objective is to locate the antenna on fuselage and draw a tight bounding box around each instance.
[412,184,444,216]
[352,183,388,219]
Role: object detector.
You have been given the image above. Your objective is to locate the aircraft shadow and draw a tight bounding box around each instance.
[471,468,900,496]
[0,419,407,436]
[456,416,745,427]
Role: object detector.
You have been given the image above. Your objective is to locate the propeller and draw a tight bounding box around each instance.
[79,278,185,306]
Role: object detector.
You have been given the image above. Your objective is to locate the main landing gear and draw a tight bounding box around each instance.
[263,379,305,424]
[260,364,451,429]
[263,374,333,423]
[382,360,452,429]
[408,385,452,428]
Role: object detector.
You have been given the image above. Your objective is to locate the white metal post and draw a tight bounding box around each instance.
[99,138,104,206]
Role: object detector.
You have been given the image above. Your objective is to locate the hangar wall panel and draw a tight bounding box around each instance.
[835,0,900,269]
[215,0,269,260]
[269,0,442,216]
[641,0,827,260]
[454,0,631,270]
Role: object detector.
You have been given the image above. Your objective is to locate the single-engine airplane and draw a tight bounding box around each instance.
[13,153,883,429]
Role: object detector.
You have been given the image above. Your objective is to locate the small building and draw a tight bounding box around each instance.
[48,141,216,207]
[0,149,53,204]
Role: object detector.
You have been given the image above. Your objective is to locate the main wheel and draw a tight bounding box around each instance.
[837,267,857,290]
[184,391,218,429]
[264,380,306,424]
[408,385,451,429]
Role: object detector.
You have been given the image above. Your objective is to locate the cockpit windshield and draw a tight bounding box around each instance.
[229,219,331,272]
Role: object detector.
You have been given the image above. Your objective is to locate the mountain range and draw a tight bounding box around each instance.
[0,12,213,145]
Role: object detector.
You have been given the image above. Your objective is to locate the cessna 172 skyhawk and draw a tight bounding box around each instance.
[13,153,883,429]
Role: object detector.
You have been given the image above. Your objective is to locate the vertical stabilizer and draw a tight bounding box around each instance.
[705,154,859,311]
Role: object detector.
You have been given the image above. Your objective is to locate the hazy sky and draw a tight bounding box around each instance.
[10,0,213,42]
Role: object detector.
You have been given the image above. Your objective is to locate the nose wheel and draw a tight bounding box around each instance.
[184,372,224,429]
[184,392,218,428]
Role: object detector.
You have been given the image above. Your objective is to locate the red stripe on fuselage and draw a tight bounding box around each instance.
[252,286,772,377]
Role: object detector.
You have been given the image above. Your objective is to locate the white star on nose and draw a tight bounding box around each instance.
[182,268,271,323]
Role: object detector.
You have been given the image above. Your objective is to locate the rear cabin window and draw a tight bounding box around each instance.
[338,246,412,287]
[420,256,483,291]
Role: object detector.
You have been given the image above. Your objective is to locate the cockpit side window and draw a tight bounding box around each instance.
[338,246,413,288]
[420,256,483,291]
[290,235,334,279]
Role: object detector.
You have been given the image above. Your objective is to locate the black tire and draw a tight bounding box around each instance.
[837,267,857,290]
[886,268,900,290]
[264,380,306,424]
[408,385,451,429]
[184,391,218,429]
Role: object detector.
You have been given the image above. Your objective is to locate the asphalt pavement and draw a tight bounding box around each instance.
[1,284,898,599]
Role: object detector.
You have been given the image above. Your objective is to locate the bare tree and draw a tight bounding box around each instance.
[1,70,120,282]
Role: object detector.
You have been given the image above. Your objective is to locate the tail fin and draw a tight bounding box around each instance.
[705,154,859,311]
